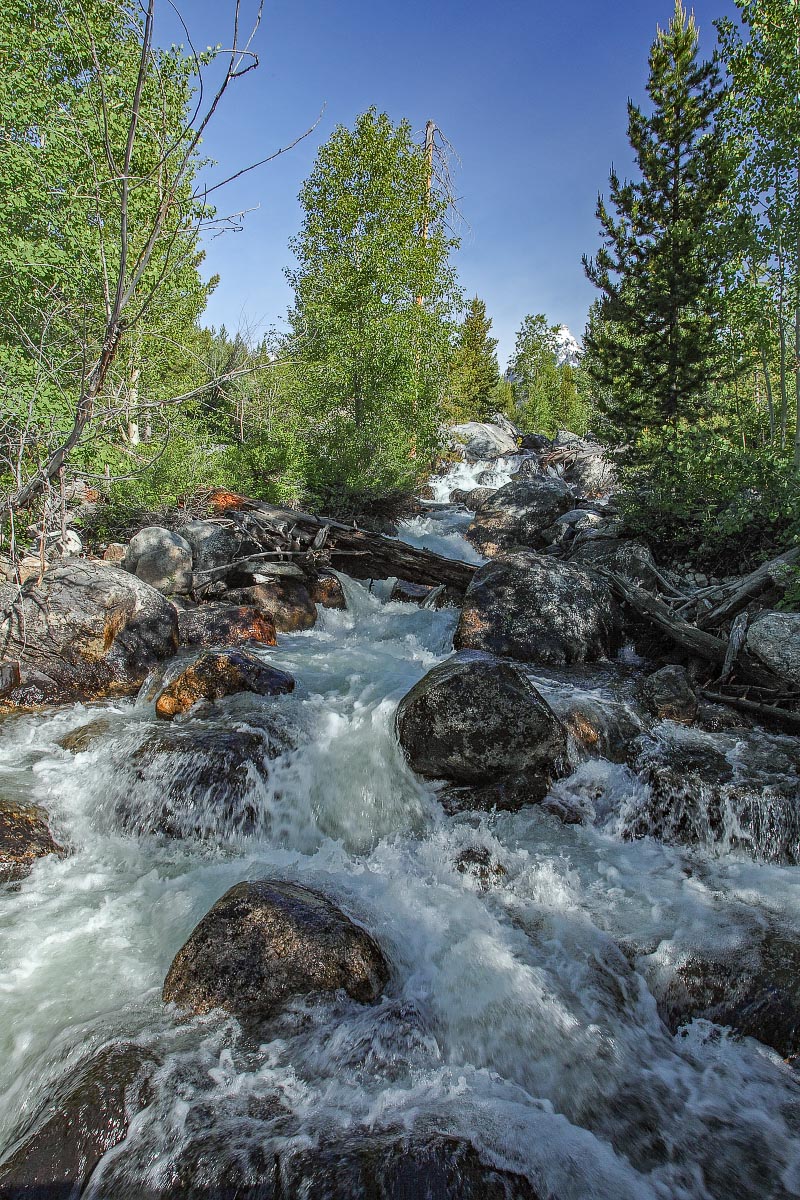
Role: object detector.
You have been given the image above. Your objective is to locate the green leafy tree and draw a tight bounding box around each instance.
[286,109,460,509]
[446,296,500,421]
[509,314,588,434]
[583,0,731,460]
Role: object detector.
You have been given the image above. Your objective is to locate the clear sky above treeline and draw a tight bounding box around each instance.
[161,0,739,366]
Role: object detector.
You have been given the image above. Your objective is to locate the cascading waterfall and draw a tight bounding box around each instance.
[1,457,800,1199]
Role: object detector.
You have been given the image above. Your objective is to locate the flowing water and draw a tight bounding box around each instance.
[1,460,800,1198]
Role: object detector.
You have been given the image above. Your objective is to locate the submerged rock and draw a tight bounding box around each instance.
[746,610,800,687]
[0,799,63,882]
[151,648,294,719]
[226,579,317,632]
[454,554,620,666]
[57,717,113,754]
[178,604,277,649]
[0,1043,157,1196]
[0,562,178,706]
[396,651,567,801]
[450,420,519,461]
[466,478,573,556]
[163,879,389,1024]
[123,525,193,595]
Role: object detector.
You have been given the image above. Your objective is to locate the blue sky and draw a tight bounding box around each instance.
[159,0,739,367]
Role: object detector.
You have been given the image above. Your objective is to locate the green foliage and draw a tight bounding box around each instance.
[509,314,589,435]
[446,296,500,421]
[583,1,731,463]
[286,109,461,509]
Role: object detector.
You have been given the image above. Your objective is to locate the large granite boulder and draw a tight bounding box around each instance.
[0,562,179,706]
[746,611,800,687]
[148,648,294,719]
[0,800,63,882]
[226,578,317,632]
[450,421,519,461]
[396,651,567,797]
[177,604,277,649]
[455,554,620,666]
[0,1044,157,1196]
[569,539,660,590]
[177,519,252,573]
[163,880,389,1023]
[123,526,193,595]
[465,478,573,556]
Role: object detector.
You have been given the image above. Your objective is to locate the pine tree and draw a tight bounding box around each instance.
[447,296,500,420]
[582,0,731,458]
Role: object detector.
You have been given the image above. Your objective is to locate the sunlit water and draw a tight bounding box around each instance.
[1,459,800,1198]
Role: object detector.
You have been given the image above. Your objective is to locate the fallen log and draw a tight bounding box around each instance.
[209,493,477,593]
[697,546,800,630]
[701,689,800,734]
[604,571,781,689]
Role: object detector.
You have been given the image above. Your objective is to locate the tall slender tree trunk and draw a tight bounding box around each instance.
[759,348,775,442]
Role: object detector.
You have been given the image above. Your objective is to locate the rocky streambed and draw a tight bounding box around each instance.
[1,435,800,1198]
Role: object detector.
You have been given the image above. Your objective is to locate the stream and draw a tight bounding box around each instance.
[1,456,800,1198]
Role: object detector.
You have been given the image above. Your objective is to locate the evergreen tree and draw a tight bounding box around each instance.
[447,296,500,420]
[582,0,731,458]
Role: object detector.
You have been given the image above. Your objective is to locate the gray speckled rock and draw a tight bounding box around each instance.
[163,880,389,1022]
[642,665,698,723]
[746,611,800,686]
[0,561,179,706]
[465,478,573,556]
[454,553,620,666]
[569,539,660,590]
[450,421,519,461]
[396,650,567,790]
[123,526,193,595]
[178,520,244,573]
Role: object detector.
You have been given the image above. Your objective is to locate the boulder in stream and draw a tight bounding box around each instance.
[226,578,318,632]
[150,648,294,719]
[0,561,179,706]
[396,651,567,802]
[178,519,252,572]
[178,604,277,649]
[642,665,698,723]
[466,478,573,556]
[454,553,620,666]
[123,525,193,595]
[163,879,389,1024]
[0,799,63,882]
[310,573,347,610]
[569,539,660,590]
[745,610,800,687]
[0,1043,158,1196]
[450,421,519,461]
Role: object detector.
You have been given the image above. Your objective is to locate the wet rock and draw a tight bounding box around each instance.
[450,421,519,461]
[390,578,435,605]
[569,539,660,590]
[0,1043,157,1196]
[441,772,574,816]
[650,931,800,1060]
[746,611,800,686]
[116,723,294,839]
[310,574,347,610]
[396,651,567,798]
[558,695,645,763]
[151,649,294,719]
[279,1133,544,1200]
[642,665,698,723]
[466,478,573,556]
[123,526,193,595]
[464,486,497,510]
[454,554,620,666]
[0,562,179,706]
[226,579,317,632]
[454,846,508,887]
[57,717,113,753]
[695,701,752,732]
[178,519,249,573]
[0,800,63,882]
[520,432,551,452]
[178,604,277,649]
[163,879,389,1024]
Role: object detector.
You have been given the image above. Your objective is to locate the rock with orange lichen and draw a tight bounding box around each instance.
[0,799,64,882]
[178,604,277,648]
[310,574,347,610]
[152,648,294,719]
[226,578,317,632]
[0,562,179,707]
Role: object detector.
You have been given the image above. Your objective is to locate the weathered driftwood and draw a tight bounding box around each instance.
[719,611,749,682]
[701,689,800,733]
[211,495,477,593]
[604,572,780,689]
[698,545,800,630]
